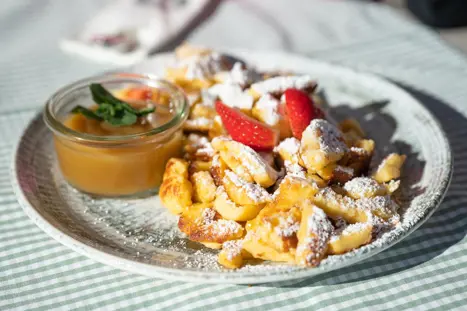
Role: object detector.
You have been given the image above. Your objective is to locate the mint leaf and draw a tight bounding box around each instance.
[72,84,156,127]
[106,110,137,126]
[71,105,102,120]
[135,107,155,116]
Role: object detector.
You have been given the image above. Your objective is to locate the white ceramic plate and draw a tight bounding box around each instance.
[12,50,452,284]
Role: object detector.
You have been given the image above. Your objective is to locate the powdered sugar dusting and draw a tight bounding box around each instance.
[254,94,280,126]
[329,222,369,243]
[224,170,271,203]
[214,137,278,183]
[365,212,394,239]
[305,119,348,155]
[202,207,242,237]
[297,205,333,266]
[216,62,258,87]
[284,161,306,179]
[206,83,254,110]
[317,187,359,212]
[211,154,221,168]
[251,75,316,95]
[210,219,242,237]
[350,146,367,155]
[241,145,278,182]
[222,240,243,260]
[308,207,333,236]
[275,137,301,163]
[344,177,384,198]
[183,53,227,80]
[185,117,213,129]
[202,208,217,224]
[342,223,368,235]
[356,196,399,216]
[335,165,354,176]
[275,215,300,237]
[186,134,215,160]
[196,143,215,159]
[187,134,210,148]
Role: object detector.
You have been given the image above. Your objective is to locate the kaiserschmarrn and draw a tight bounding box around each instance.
[159,44,406,269]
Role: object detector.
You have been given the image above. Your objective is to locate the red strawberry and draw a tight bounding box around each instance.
[284,88,324,139]
[215,101,279,151]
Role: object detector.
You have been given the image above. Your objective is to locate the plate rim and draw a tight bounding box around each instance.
[11,49,453,284]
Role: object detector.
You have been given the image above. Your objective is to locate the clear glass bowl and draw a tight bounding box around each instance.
[43,73,188,197]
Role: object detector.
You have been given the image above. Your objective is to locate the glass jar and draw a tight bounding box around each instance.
[44,73,188,197]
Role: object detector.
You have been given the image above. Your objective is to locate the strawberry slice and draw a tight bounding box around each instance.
[284,88,324,139]
[215,101,279,151]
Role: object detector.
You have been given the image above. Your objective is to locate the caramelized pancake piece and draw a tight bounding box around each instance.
[189,161,212,174]
[218,150,254,183]
[223,170,271,206]
[184,117,213,132]
[191,171,217,203]
[385,180,401,194]
[283,161,307,180]
[275,137,301,165]
[210,154,228,186]
[343,177,386,199]
[243,204,301,262]
[218,240,244,269]
[213,186,263,221]
[315,187,399,223]
[309,163,337,181]
[178,204,244,244]
[191,103,217,119]
[296,201,333,266]
[339,118,365,146]
[339,118,366,138]
[183,134,214,162]
[212,137,278,187]
[160,158,193,215]
[356,196,399,221]
[166,45,232,92]
[175,43,213,59]
[343,147,372,176]
[243,237,296,263]
[250,75,317,96]
[314,187,368,223]
[208,116,226,139]
[355,139,375,154]
[328,222,372,255]
[373,153,406,183]
[252,94,281,127]
[273,176,319,210]
[329,165,354,185]
[300,119,348,171]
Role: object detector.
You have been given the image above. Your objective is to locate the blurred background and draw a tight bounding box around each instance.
[2,0,467,114]
[388,0,467,53]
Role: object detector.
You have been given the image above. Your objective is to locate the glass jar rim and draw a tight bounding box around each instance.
[43,72,188,144]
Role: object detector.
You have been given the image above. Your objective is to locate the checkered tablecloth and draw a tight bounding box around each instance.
[1,0,466,310]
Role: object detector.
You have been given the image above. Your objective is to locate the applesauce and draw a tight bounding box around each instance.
[44,74,188,197]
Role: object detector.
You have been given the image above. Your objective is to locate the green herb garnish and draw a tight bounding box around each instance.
[71,83,155,126]
[71,105,102,120]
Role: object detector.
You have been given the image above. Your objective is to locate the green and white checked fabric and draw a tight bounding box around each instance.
[1,0,466,310]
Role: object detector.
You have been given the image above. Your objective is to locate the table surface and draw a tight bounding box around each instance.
[1,0,466,310]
